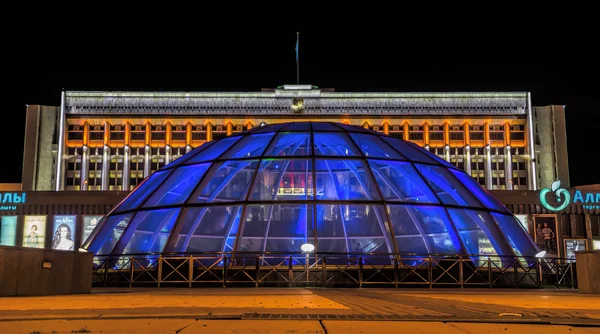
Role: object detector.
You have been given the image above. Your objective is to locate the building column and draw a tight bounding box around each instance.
[465,145,472,175]
[505,145,513,190]
[226,122,233,136]
[526,93,537,190]
[484,145,492,189]
[123,145,130,191]
[165,145,171,165]
[383,122,389,135]
[246,122,253,130]
[423,122,430,147]
[101,145,109,190]
[81,145,89,190]
[444,145,451,162]
[186,145,192,153]
[402,122,409,141]
[144,145,151,178]
[206,122,213,142]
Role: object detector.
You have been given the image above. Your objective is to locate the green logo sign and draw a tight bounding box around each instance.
[539,180,571,211]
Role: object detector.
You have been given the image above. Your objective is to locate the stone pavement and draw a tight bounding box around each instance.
[0,288,599,333]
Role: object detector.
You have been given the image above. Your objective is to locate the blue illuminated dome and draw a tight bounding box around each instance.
[83,122,538,264]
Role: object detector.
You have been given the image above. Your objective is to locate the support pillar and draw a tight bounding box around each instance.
[101,145,109,190]
[81,145,89,191]
[144,145,151,178]
[123,145,130,191]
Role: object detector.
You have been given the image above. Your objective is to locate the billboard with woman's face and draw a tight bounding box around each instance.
[52,215,76,251]
[23,215,47,249]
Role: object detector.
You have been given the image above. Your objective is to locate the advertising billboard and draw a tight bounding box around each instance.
[23,215,47,249]
[52,215,77,251]
[0,216,17,246]
[82,215,104,245]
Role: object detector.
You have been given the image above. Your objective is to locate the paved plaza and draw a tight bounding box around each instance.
[0,288,599,333]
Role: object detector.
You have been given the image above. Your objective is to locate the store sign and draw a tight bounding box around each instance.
[0,192,26,210]
[540,181,600,211]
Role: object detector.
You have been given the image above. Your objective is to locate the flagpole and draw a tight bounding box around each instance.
[296,32,299,85]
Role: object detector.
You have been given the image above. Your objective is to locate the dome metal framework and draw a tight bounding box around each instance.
[83,122,539,266]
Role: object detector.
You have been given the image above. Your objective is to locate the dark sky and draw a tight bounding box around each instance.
[6,19,598,187]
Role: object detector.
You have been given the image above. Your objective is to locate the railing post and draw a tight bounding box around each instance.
[428,256,433,289]
[514,257,519,288]
[459,256,464,289]
[223,254,227,288]
[288,255,294,288]
[321,255,327,287]
[358,256,363,289]
[555,259,560,289]
[103,257,109,287]
[188,255,194,288]
[157,256,163,288]
[393,256,398,289]
[488,257,492,288]
[537,258,542,288]
[129,256,135,288]
[570,262,575,289]
[255,254,260,288]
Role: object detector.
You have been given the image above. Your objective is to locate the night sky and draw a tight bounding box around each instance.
[6,21,598,187]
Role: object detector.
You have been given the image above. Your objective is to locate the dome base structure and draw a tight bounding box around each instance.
[83,122,540,269]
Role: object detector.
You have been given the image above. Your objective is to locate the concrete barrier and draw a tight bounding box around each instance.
[575,250,600,294]
[0,247,93,296]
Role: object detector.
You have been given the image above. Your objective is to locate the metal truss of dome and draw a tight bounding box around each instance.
[83,122,539,267]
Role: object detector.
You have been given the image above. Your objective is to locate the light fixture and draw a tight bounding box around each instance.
[535,250,546,258]
[301,243,315,253]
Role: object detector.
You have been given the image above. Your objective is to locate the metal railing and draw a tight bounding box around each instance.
[91,252,577,289]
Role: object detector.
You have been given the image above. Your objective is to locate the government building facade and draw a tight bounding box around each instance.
[1,85,597,258]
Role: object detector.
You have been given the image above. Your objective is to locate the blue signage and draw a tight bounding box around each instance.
[540,181,600,211]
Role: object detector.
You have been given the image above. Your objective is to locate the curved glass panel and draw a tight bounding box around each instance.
[368,160,438,203]
[316,204,392,253]
[447,208,514,267]
[116,208,180,254]
[282,122,311,131]
[237,204,314,253]
[163,141,215,169]
[349,133,405,159]
[86,213,134,255]
[407,141,458,169]
[315,159,380,200]
[414,164,482,208]
[492,213,538,266]
[189,160,258,203]
[387,205,463,254]
[142,163,210,207]
[220,133,275,159]
[311,122,343,131]
[263,133,311,156]
[114,170,171,213]
[170,206,242,253]
[335,123,370,133]
[381,137,438,164]
[313,133,361,156]
[249,159,313,201]
[253,123,288,133]
[450,169,508,212]
[185,136,242,163]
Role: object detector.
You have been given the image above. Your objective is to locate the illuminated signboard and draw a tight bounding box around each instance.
[82,215,103,245]
[23,215,47,249]
[0,192,26,211]
[0,216,17,246]
[540,181,600,211]
[52,215,76,251]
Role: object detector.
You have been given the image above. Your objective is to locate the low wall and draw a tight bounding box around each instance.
[575,250,600,294]
[0,247,93,296]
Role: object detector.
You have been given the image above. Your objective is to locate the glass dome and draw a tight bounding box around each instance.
[83,122,538,264]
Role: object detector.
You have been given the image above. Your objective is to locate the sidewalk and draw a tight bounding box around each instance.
[0,288,598,333]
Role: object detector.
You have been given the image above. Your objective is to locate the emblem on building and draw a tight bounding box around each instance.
[292,97,305,113]
[540,180,570,211]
